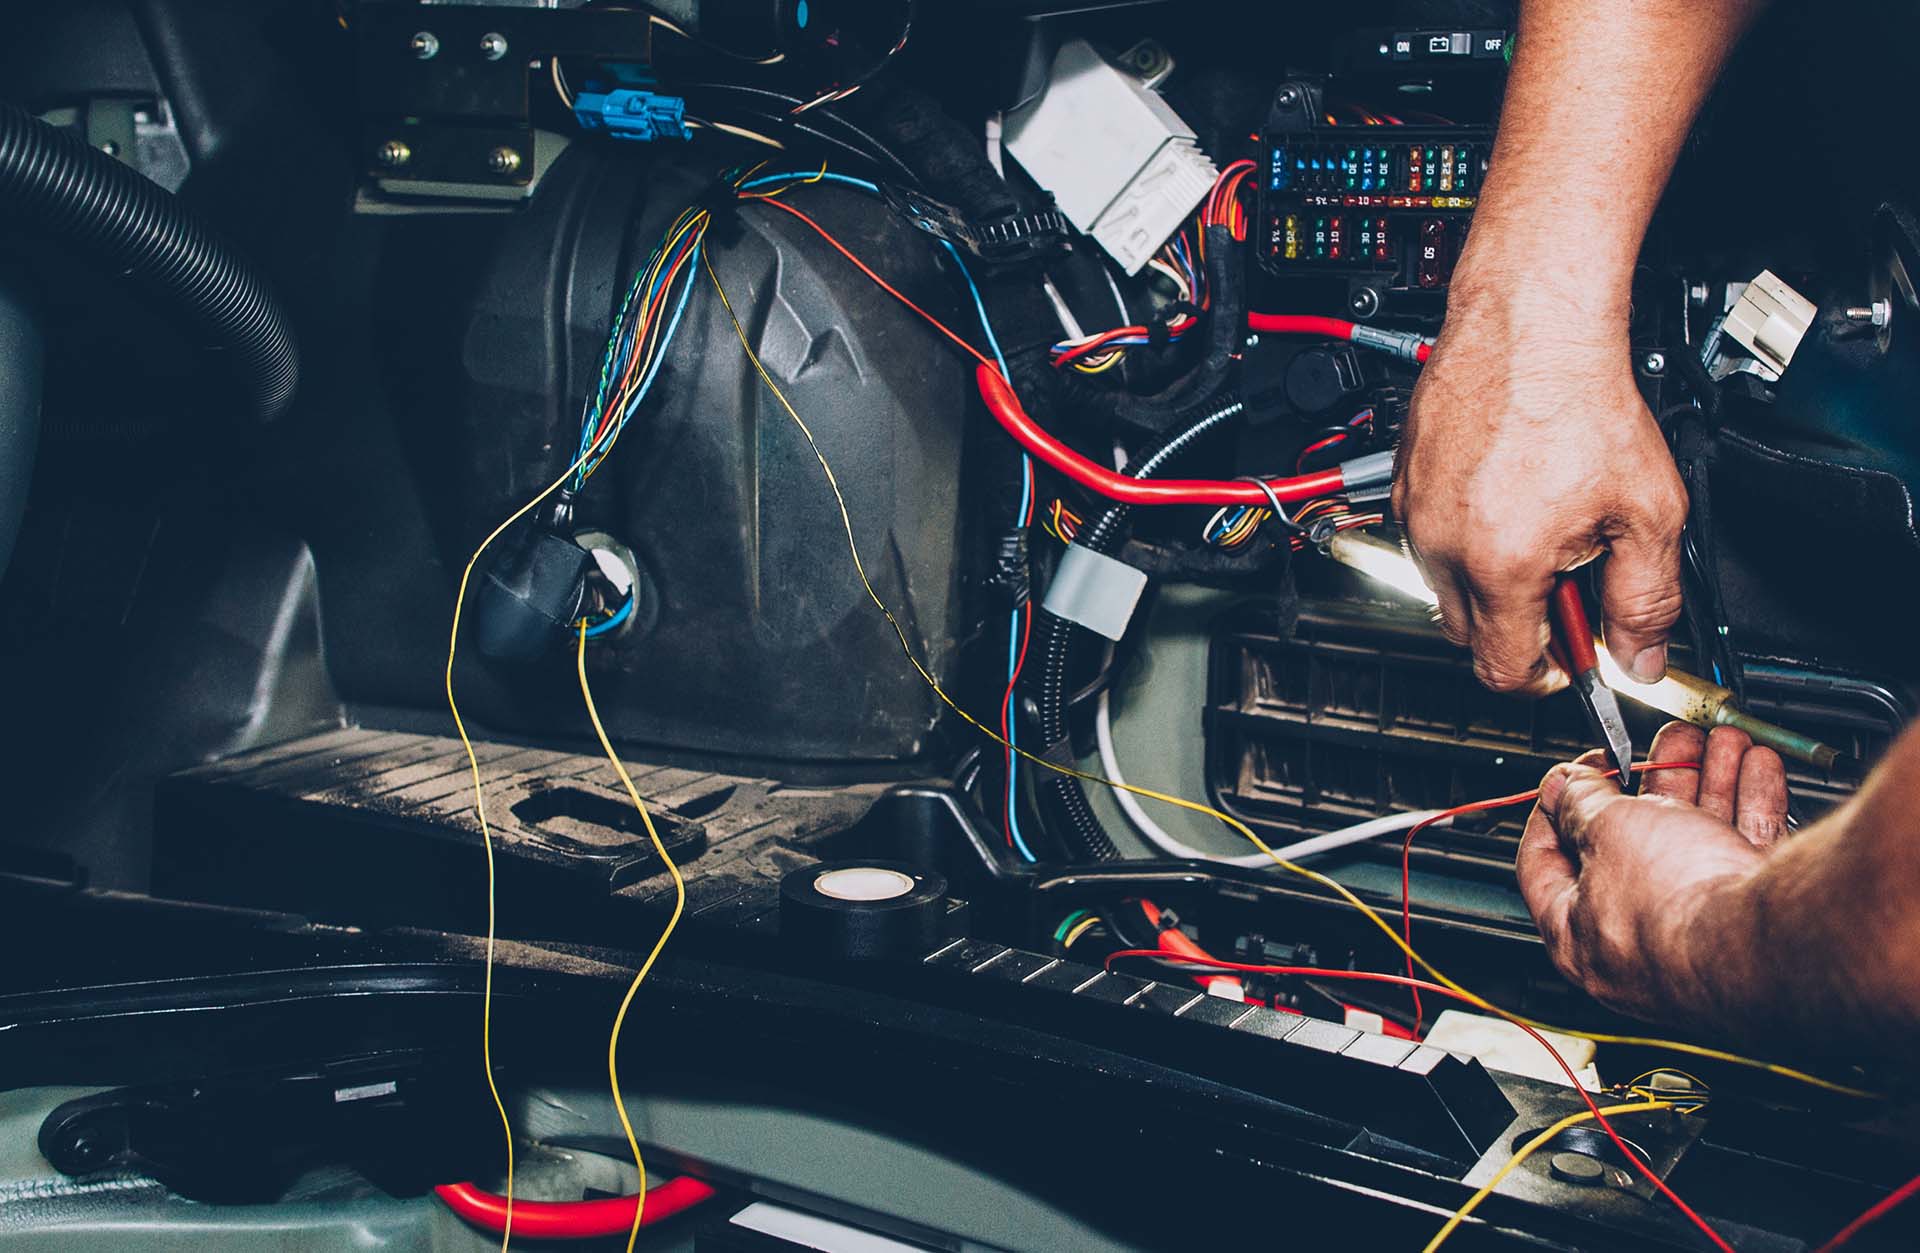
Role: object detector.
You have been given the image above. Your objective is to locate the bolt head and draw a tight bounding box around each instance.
[377,139,411,167]
[1873,298,1892,327]
[487,146,523,175]
[410,30,439,59]
[480,32,508,60]
[1688,281,1710,306]
[1348,286,1381,319]
[1276,85,1301,109]
[1641,350,1667,375]
[97,139,120,157]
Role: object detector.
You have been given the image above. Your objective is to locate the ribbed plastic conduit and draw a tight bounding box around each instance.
[0,99,298,422]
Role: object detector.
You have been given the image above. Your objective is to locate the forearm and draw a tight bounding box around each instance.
[1452,0,1762,326]
[1674,728,1920,1059]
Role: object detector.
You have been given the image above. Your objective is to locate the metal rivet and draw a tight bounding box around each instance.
[410,30,439,59]
[487,146,523,175]
[480,32,509,60]
[1640,350,1666,376]
[377,139,411,167]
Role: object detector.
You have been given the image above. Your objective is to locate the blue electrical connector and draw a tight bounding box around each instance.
[573,87,691,141]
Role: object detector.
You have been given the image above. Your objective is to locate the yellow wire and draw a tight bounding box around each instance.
[701,245,1879,1103]
[1062,916,1102,948]
[577,623,688,1253]
[444,205,716,1250]
[1423,1100,1674,1253]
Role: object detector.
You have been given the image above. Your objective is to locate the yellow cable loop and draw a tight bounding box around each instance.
[1423,1101,1674,1253]
[703,246,1878,1103]
[577,623,688,1253]
[1061,916,1103,949]
[445,204,713,1250]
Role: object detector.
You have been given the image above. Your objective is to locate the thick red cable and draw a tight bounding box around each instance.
[1105,950,1735,1253]
[1814,1171,1920,1251]
[976,365,1350,507]
[1248,312,1434,363]
[435,1177,717,1239]
[1397,762,1701,1032]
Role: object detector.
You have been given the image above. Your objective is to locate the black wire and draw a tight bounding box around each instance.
[681,83,919,184]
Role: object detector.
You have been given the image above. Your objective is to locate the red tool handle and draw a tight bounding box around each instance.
[1550,577,1599,674]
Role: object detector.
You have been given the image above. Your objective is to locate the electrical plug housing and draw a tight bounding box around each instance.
[1003,38,1217,274]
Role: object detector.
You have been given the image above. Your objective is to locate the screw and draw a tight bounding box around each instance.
[410,30,439,59]
[480,32,508,60]
[98,139,119,157]
[1641,350,1666,376]
[487,146,523,175]
[1348,286,1381,319]
[1275,85,1301,110]
[377,139,411,167]
[1844,300,1891,327]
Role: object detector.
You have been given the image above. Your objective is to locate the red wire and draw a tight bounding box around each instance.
[1104,950,1736,1253]
[1246,313,1433,363]
[1396,762,1701,1033]
[434,1177,717,1239]
[977,365,1350,507]
[1001,601,1032,847]
[1295,432,1349,473]
[747,196,996,371]
[1139,899,1243,995]
[1814,1171,1920,1251]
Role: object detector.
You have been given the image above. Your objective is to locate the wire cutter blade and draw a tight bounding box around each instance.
[1549,576,1634,783]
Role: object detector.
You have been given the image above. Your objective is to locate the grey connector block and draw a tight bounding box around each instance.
[1043,543,1149,641]
[1004,38,1217,275]
[1722,269,1816,381]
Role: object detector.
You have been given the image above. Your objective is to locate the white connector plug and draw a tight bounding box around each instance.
[1003,38,1217,275]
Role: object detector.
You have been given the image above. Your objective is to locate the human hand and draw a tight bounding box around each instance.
[1516,722,1787,1023]
[1391,284,1688,693]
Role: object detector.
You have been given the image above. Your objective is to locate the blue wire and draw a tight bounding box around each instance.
[725,170,1043,862]
[936,240,1035,863]
[578,238,705,485]
[584,593,636,639]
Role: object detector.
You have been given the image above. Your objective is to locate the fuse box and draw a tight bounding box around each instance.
[1258,125,1492,291]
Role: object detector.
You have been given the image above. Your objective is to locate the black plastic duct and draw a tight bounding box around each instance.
[0,99,298,423]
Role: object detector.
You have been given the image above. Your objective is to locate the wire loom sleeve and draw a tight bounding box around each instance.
[0,100,299,422]
[1029,397,1248,862]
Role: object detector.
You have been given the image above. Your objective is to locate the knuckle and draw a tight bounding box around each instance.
[1475,652,1542,693]
[1608,583,1684,634]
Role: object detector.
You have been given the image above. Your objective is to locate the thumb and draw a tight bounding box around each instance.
[1600,525,1684,685]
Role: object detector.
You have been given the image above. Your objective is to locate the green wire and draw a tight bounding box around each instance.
[1053,909,1093,943]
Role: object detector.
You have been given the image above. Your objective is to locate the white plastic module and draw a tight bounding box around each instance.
[1722,269,1817,381]
[1004,38,1218,275]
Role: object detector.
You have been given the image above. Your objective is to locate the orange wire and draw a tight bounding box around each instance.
[1398,762,1701,1031]
[744,196,996,371]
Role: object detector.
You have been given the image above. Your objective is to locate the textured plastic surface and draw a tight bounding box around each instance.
[435,152,973,762]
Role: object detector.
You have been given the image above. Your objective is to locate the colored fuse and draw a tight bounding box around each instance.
[1439,146,1454,192]
[1283,213,1300,260]
[1407,144,1423,191]
[1373,216,1390,262]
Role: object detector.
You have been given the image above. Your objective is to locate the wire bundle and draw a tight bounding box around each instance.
[1050,158,1256,372]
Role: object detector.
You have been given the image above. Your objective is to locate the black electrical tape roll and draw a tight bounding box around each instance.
[780,860,951,960]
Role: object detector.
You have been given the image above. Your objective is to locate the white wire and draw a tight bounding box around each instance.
[1094,689,1450,867]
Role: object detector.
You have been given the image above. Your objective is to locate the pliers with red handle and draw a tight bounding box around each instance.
[1549,575,1634,783]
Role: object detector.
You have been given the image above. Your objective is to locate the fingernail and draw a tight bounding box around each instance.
[1629,644,1667,683]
